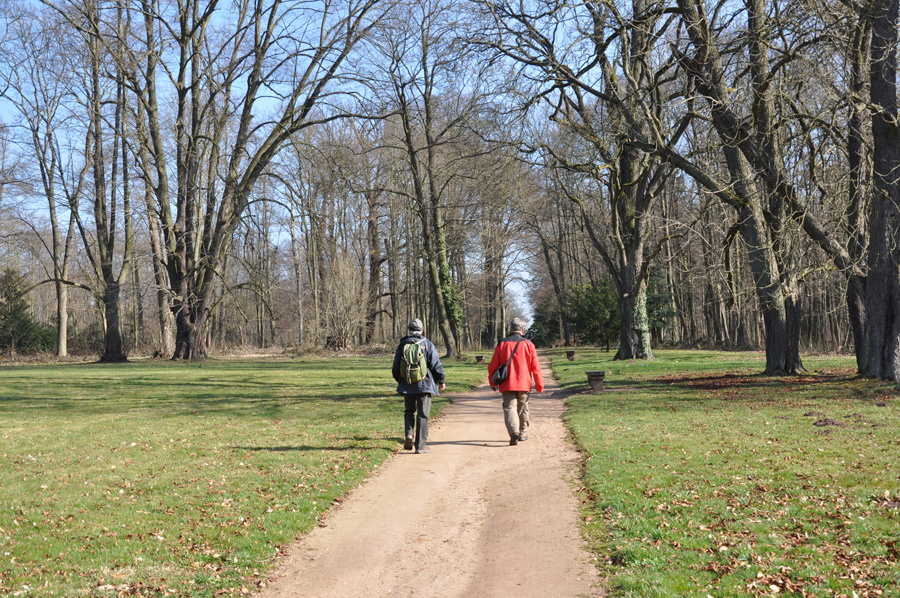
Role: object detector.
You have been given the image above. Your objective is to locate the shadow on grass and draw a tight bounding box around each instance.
[565,370,860,393]
[231,444,383,452]
[0,389,398,419]
[661,370,856,384]
[564,370,880,415]
[643,371,861,395]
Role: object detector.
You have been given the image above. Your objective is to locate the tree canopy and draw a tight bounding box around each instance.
[0,0,897,380]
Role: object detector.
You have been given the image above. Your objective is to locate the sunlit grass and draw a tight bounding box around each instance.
[0,355,485,597]
[553,349,900,597]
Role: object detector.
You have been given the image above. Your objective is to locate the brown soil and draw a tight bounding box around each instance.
[258,358,603,598]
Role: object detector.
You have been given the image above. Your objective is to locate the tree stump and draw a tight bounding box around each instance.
[566,350,575,361]
[475,355,484,364]
[586,371,606,392]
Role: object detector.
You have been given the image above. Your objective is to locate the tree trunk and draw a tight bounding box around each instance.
[289,209,304,348]
[172,299,207,360]
[677,0,788,373]
[847,281,867,369]
[615,283,652,360]
[866,0,900,381]
[748,0,802,375]
[386,238,399,340]
[483,241,501,348]
[742,204,787,374]
[846,15,871,373]
[100,283,126,362]
[150,247,174,357]
[783,286,804,375]
[556,205,573,345]
[662,190,682,345]
[395,90,459,357]
[633,285,652,359]
[87,4,128,363]
[365,213,379,344]
[56,281,68,357]
[131,260,144,351]
[536,229,569,346]
[424,254,457,357]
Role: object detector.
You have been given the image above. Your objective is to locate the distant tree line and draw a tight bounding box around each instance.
[0,0,899,382]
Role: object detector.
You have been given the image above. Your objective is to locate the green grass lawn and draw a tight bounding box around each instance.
[0,355,486,597]
[552,349,900,598]
[4,349,897,597]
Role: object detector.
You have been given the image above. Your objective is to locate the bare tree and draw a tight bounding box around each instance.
[329,118,391,344]
[79,0,389,358]
[669,0,870,372]
[843,4,872,372]
[75,0,133,361]
[475,0,689,360]
[0,6,84,357]
[372,0,493,357]
[325,252,369,347]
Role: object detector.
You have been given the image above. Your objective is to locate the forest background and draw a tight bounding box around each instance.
[1,0,899,381]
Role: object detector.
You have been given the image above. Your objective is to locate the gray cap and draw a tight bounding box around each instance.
[408,318,424,332]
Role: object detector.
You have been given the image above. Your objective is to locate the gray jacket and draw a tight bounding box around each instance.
[392,333,444,395]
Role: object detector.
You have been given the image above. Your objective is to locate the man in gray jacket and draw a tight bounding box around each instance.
[392,318,445,454]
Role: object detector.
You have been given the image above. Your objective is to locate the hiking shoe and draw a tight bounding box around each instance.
[517,432,528,441]
[415,446,430,454]
[509,436,518,446]
[404,436,414,451]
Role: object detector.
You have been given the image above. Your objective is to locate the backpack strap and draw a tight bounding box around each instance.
[503,339,522,369]
[405,338,425,353]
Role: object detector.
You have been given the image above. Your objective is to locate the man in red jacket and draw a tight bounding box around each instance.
[488,318,544,445]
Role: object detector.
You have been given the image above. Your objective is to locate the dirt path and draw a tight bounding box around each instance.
[259,357,603,598]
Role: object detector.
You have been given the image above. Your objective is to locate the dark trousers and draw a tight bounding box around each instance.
[404,393,432,452]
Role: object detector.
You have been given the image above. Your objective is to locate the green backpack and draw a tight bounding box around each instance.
[401,338,428,384]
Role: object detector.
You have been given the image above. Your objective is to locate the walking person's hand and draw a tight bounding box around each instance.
[440,383,446,391]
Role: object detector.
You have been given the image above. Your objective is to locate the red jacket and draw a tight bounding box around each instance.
[487,333,544,393]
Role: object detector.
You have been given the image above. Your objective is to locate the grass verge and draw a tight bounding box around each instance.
[552,349,900,598]
[0,355,485,597]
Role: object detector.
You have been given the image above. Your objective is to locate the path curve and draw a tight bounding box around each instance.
[259,356,603,598]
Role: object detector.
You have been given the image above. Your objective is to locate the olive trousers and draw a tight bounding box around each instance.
[501,390,530,439]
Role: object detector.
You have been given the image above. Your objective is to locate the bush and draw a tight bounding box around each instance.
[566,281,620,348]
[646,268,677,344]
[524,321,551,347]
[528,288,565,347]
[0,268,47,354]
[34,324,58,352]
